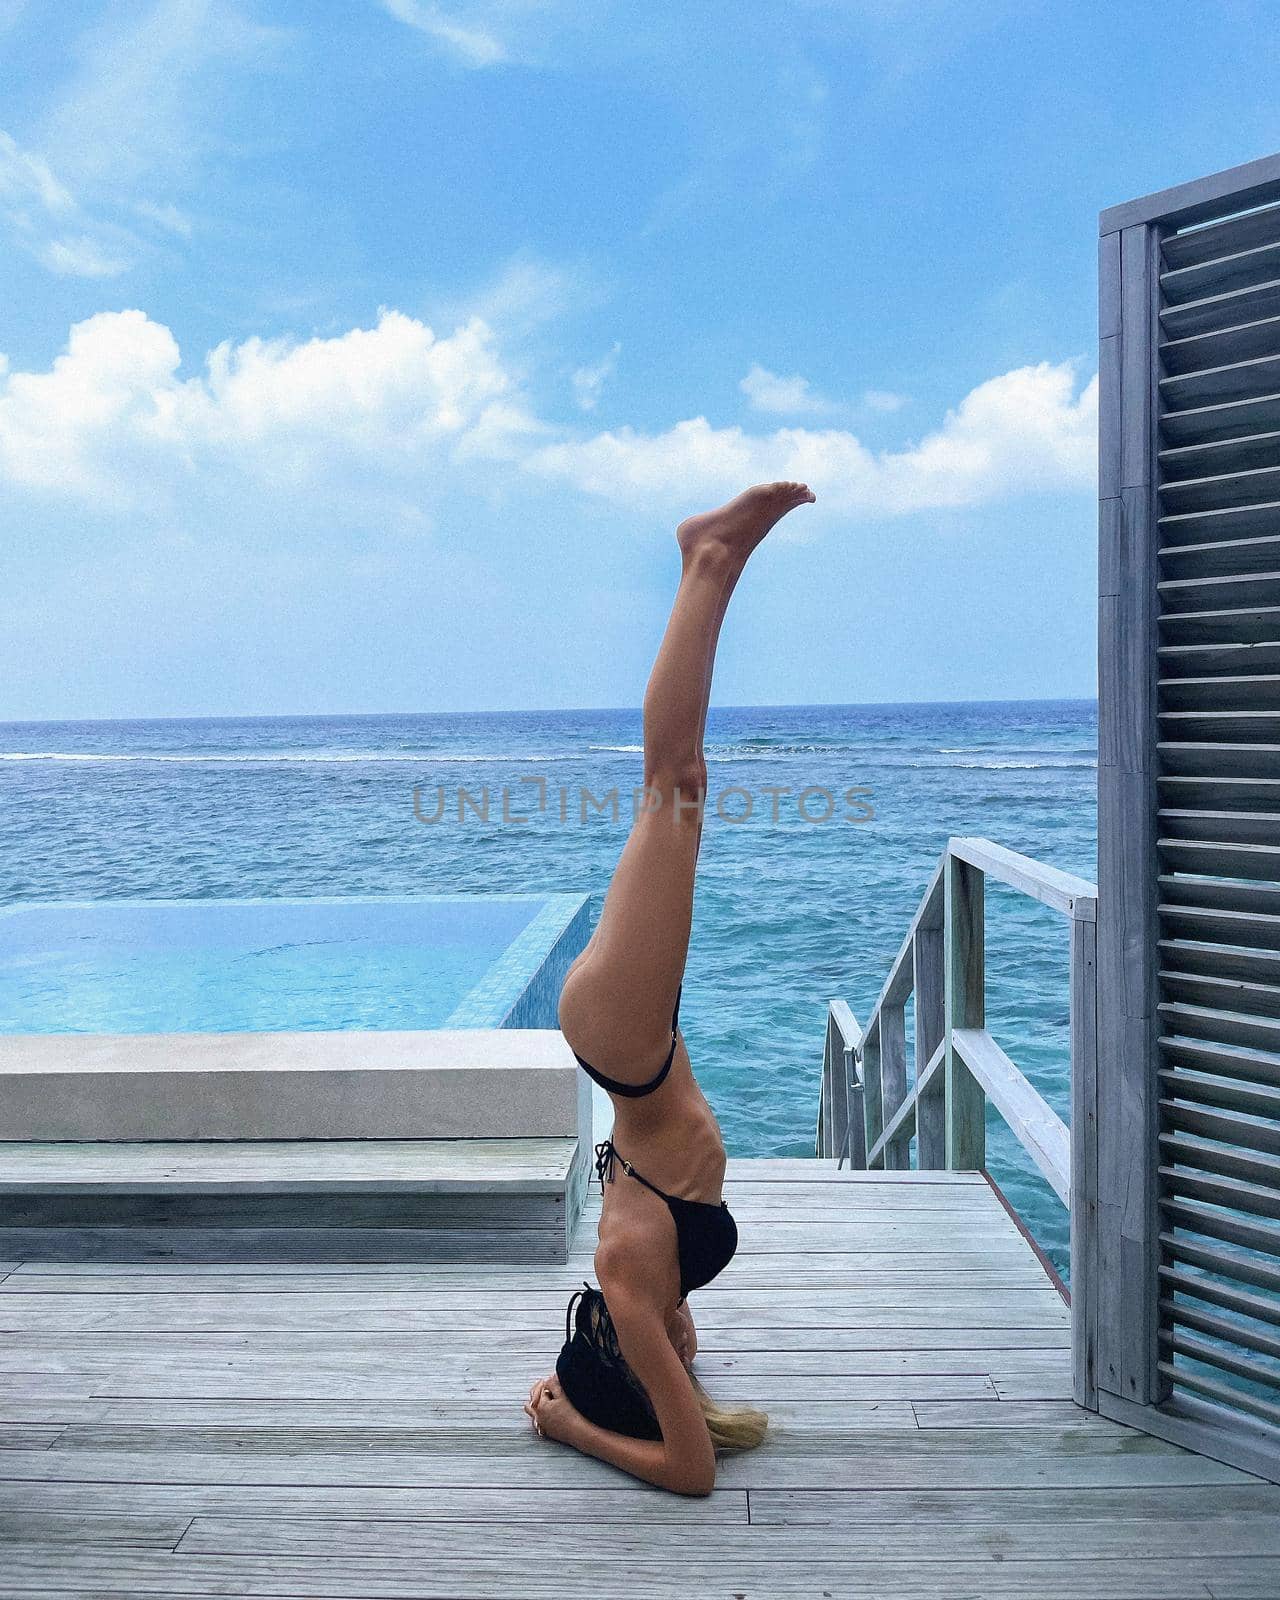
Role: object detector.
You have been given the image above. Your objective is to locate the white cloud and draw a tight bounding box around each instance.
[42,235,130,278]
[0,311,1096,530]
[133,199,195,239]
[0,130,131,278]
[571,343,620,411]
[38,0,284,190]
[0,309,531,505]
[532,361,1097,518]
[1,2,283,278]
[863,388,907,413]
[0,130,73,214]
[739,363,836,417]
[379,0,506,66]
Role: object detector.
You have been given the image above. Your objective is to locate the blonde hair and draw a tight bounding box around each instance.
[691,1376,768,1452]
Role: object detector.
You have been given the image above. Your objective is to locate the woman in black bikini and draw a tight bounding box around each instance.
[523,480,816,1495]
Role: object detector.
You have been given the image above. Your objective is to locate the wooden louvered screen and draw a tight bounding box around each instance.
[1097,154,1280,1484]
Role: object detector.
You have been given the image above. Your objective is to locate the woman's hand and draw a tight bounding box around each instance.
[524,1374,581,1445]
[667,1301,697,1367]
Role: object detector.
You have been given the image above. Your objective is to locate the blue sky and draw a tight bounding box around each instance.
[1,0,1278,720]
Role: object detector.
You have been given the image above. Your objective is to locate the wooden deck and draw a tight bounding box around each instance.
[1,1158,1279,1598]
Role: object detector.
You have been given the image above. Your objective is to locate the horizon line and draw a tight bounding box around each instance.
[0,695,1100,728]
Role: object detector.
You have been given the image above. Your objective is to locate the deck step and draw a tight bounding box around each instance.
[0,1137,589,1264]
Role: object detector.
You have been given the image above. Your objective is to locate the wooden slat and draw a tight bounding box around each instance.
[1160,314,1280,379]
[1163,1193,1280,1258]
[1159,1358,1280,1430]
[1161,238,1280,306]
[1161,427,1280,480]
[1161,1265,1280,1333]
[1161,202,1280,272]
[1160,1130,1280,1191]
[1158,1165,1280,1223]
[1159,384,1280,443]
[1162,1329,1280,1405]
[1162,352,1280,410]
[1161,1297,1280,1361]
[1159,999,1280,1055]
[1162,1231,1280,1295]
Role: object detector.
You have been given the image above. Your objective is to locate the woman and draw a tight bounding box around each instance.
[523,480,816,1495]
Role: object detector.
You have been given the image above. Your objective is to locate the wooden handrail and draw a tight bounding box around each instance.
[816,837,1095,1217]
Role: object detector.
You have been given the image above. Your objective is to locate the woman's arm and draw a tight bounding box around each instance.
[528,1286,715,1496]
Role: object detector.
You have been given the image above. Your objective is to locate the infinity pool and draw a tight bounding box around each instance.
[0,895,590,1034]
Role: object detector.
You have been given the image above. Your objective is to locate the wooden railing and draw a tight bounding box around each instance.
[815,837,1099,1398]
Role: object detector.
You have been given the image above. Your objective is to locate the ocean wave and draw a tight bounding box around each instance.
[0,748,1097,771]
[0,751,585,765]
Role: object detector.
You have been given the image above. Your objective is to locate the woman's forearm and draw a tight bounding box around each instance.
[563,1412,714,1496]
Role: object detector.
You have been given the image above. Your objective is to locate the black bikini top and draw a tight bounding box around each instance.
[571,987,682,1098]
[594,1138,738,1302]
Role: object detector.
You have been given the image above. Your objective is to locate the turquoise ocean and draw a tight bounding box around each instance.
[0,700,1096,1272]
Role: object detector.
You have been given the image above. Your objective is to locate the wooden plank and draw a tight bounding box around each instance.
[0,1441,1247,1494]
[912,1400,1111,1430]
[5,1548,1280,1599]
[0,1426,62,1449]
[947,838,1097,920]
[0,1138,581,1195]
[0,1480,748,1523]
[176,1510,1280,1562]
[945,853,986,1170]
[0,1300,1071,1337]
[0,1511,187,1548]
[951,1029,1071,1205]
[752,1480,1280,1524]
[0,1192,569,1228]
[721,1161,984,1182]
[0,1226,572,1266]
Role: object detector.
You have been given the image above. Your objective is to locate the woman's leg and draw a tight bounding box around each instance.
[558,481,814,1083]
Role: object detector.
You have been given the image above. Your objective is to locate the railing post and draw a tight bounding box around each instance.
[879,1004,909,1170]
[945,852,986,1170]
[913,924,945,1168]
[817,1014,832,1158]
[862,1020,884,1167]
[1071,914,1100,1409]
[827,1009,850,1163]
[842,1033,867,1170]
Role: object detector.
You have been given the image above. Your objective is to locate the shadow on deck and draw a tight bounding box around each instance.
[1,1158,1279,1598]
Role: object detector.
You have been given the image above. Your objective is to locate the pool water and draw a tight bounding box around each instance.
[0,896,576,1034]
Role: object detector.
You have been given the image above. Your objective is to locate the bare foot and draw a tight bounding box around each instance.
[677,481,815,570]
